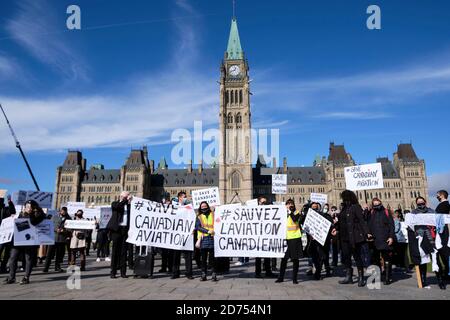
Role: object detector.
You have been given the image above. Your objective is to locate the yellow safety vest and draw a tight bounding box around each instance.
[287,210,302,240]
[197,212,214,239]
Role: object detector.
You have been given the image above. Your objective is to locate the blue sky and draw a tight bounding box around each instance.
[0,0,449,197]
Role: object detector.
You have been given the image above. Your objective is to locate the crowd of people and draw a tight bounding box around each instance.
[0,189,448,291]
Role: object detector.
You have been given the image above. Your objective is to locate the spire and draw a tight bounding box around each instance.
[226,17,243,60]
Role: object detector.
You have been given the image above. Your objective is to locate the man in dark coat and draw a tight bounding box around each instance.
[336,190,371,287]
[107,191,132,278]
[367,198,395,285]
[435,190,450,281]
[0,195,16,273]
[43,207,72,272]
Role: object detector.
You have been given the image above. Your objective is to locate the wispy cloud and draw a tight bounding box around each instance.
[5,0,88,81]
[428,171,450,208]
[0,53,25,82]
[0,0,217,153]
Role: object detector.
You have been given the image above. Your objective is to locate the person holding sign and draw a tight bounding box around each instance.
[407,197,445,290]
[0,195,16,273]
[254,196,277,279]
[69,210,87,271]
[307,202,335,280]
[336,190,370,287]
[276,199,302,284]
[4,200,45,285]
[107,191,132,279]
[43,207,72,273]
[366,198,395,285]
[435,190,450,282]
[196,201,218,282]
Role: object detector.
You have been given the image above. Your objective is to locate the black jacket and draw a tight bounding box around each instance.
[435,200,450,255]
[19,209,46,226]
[107,199,131,232]
[53,213,72,243]
[367,206,395,251]
[0,199,16,222]
[337,204,370,247]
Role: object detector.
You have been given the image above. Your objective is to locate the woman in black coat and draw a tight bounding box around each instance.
[336,190,370,287]
[366,198,395,285]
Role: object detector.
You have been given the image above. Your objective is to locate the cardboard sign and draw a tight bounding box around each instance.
[214,204,288,258]
[344,163,384,191]
[99,207,112,229]
[127,197,196,251]
[64,219,96,230]
[14,218,54,246]
[405,213,450,228]
[272,174,287,194]
[191,187,221,208]
[303,209,332,246]
[0,217,15,244]
[66,202,86,216]
[310,193,328,205]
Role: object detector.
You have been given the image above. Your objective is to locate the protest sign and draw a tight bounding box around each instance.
[64,219,96,230]
[67,202,86,216]
[0,189,7,198]
[191,187,220,208]
[14,218,54,246]
[99,207,112,229]
[127,197,196,251]
[214,204,288,258]
[303,209,332,246]
[344,163,384,191]
[0,217,15,244]
[404,214,450,228]
[245,199,258,206]
[272,174,287,194]
[310,193,328,205]
[12,191,53,209]
[82,208,100,221]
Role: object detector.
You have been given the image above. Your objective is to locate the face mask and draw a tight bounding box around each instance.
[323,208,328,213]
[417,204,426,210]
[437,196,442,202]
[373,204,382,210]
[76,214,83,218]
[289,206,295,212]
[200,207,209,214]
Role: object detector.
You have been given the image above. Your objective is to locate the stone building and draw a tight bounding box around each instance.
[53,17,428,211]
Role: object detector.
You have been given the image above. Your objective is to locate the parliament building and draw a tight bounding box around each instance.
[54,17,428,211]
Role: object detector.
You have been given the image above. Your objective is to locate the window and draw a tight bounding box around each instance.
[231,171,240,189]
[231,90,234,104]
[235,113,242,123]
[227,113,233,124]
[239,90,243,104]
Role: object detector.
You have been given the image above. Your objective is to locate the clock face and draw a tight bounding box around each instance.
[229,65,241,76]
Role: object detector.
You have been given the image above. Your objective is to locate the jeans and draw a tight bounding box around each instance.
[8,246,38,280]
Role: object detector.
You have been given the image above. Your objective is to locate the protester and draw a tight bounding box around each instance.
[44,207,72,272]
[366,198,395,285]
[407,197,445,289]
[4,200,45,285]
[95,218,110,262]
[69,210,87,271]
[393,209,409,273]
[308,202,335,280]
[435,190,450,281]
[254,196,277,278]
[336,190,370,287]
[171,191,194,279]
[329,206,340,267]
[276,199,302,284]
[196,201,218,281]
[0,195,16,273]
[107,191,132,278]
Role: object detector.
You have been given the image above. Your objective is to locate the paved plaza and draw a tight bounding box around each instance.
[0,256,449,300]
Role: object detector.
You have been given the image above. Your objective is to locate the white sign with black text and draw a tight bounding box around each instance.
[14,218,55,246]
[303,209,332,246]
[191,187,221,208]
[272,174,287,194]
[344,163,384,191]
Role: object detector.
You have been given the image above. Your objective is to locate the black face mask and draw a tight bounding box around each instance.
[417,204,426,210]
[76,214,83,218]
[373,204,382,210]
[200,208,209,214]
[289,206,295,213]
[437,196,442,202]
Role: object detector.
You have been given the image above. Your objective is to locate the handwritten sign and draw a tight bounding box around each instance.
[191,187,220,208]
[272,174,287,194]
[127,197,195,251]
[245,199,259,206]
[303,209,332,246]
[0,217,15,244]
[214,204,288,258]
[64,219,96,230]
[12,191,53,209]
[310,193,328,205]
[344,163,384,191]
[66,202,86,216]
[405,213,450,228]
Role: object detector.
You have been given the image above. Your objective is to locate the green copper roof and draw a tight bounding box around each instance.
[226,18,243,60]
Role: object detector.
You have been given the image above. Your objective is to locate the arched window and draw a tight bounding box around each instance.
[231,171,240,189]
[239,90,243,104]
[227,113,233,124]
[235,113,242,123]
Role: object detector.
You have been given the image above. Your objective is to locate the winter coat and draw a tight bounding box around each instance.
[337,204,370,248]
[367,206,395,251]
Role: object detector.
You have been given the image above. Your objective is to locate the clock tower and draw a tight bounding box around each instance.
[218,17,253,204]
